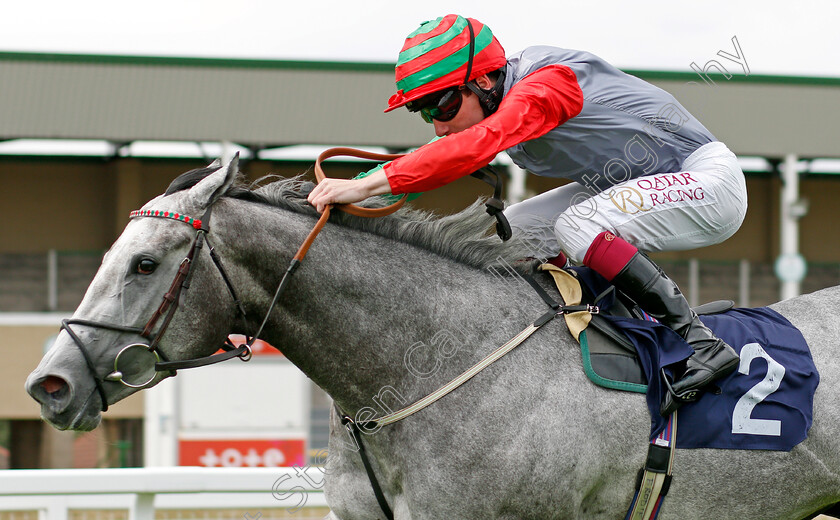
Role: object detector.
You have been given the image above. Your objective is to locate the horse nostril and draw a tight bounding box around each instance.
[26,373,74,414]
[40,375,68,398]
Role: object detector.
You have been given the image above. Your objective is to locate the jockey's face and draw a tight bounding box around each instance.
[432,75,493,137]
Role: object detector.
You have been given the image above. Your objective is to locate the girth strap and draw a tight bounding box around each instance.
[522,271,601,315]
[340,412,394,520]
[625,412,678,520]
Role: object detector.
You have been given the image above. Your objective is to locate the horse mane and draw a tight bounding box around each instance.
[167,167,531,272]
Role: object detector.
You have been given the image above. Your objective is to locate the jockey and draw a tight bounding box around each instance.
[308,14,748,415]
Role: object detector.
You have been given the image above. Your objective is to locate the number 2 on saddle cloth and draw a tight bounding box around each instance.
[564,265,818,451]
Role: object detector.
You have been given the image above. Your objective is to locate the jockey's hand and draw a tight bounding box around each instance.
[307,168,392,213]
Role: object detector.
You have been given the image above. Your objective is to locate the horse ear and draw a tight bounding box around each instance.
[189,153,239,209]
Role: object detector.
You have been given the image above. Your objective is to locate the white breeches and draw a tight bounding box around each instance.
[504,141,748,263]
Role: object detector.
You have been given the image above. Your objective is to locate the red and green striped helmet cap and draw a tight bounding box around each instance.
[385,14,507,113]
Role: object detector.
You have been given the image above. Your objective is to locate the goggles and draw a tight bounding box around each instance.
[406,86,465,123]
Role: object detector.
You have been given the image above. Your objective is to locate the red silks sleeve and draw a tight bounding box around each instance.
[384,64,584,194]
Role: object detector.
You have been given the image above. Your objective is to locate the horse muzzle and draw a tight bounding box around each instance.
[25,369,103,431]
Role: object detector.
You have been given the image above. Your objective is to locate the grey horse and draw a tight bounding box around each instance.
[26,158,840,519]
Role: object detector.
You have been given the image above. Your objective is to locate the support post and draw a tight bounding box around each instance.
[777,154,807,300]
[739,259,750,308]
[129,493,155,520]
[47,249,58,311]
[144,377,179,467]
[688,258,699,308]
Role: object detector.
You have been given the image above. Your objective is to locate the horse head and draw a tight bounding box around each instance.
[26,156,242,431]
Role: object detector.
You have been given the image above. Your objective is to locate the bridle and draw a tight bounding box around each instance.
[60,203,252,411]
[61,149,406,412]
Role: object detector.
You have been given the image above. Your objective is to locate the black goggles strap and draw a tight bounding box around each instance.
[464,19,475,85]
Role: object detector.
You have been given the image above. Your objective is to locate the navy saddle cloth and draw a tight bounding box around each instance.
[563,266,819,451]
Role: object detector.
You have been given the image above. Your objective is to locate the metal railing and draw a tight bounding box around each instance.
[3,251,840,313]
[0,467,328,520]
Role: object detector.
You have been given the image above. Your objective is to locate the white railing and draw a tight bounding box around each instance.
[0,467,327,520]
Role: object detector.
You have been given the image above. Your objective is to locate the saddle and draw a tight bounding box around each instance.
[538,263,734,393]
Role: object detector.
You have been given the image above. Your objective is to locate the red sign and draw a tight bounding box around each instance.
[179,439,306,467]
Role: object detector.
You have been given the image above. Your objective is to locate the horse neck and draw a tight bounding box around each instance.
[215,199,537,414]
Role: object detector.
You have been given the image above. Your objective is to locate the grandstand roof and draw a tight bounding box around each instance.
[1,51,838,157]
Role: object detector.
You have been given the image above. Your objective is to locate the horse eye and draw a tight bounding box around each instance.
[137,259,158,275]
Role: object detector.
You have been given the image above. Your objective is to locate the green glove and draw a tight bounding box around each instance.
[353,163,423,203]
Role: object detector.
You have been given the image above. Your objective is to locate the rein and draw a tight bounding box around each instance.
[244,148,409,347]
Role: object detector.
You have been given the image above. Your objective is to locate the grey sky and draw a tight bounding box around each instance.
[2,0,838,77]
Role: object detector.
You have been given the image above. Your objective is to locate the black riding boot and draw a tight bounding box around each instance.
[611,252,740,416]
